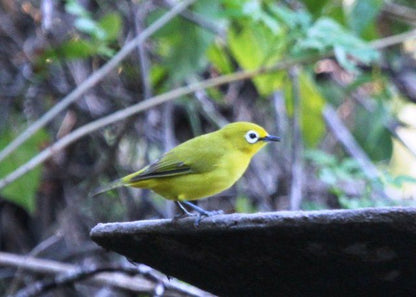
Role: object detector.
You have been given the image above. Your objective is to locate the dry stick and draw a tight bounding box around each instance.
[288,66,303,210]
[14,266,147,297]
[0,252,153,293]
[382,2,416,23]
[6,234,62,296]
[193,89,229,128]
[187,77,229,128]
[322,104,381,180]
[0,252,212,297]
[370,28,416,50]
[332,78,416,160]
[166,2,225,37]
[134,2,153,100]
[0,0,197,164]
[0,54,321,190]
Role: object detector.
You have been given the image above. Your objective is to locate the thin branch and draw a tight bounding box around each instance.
[163,0,225,37]
[187,77,229,128]
[370,29,416,50]
[134,2,153,100]
[272,91,290,164]
[322,104,381,180]
[323,104,393,201]
[14,266,145,297]
[382,3,416,24]
[6,234,62,296]
[0,251,212,297]
[0,0,197,164]
[332,77,416,160]
[288,66,303,210]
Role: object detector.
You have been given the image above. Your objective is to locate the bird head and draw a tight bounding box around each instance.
[220,122,280,156]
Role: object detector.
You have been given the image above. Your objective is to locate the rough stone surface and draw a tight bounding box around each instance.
[90,207,416,297]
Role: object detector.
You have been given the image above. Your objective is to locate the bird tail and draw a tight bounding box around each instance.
[89,178,124,198]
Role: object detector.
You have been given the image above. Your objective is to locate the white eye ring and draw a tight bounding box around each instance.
[245,130,259,144]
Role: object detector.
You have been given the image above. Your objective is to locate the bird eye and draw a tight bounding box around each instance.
[245,130,259,144]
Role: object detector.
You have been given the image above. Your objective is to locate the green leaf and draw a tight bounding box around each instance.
[299,73,326,146]
[207,43,233,74]
[0,128,49,213]
[166,22,214,82]
[99,13,122,41]
[319,167,338,186]
[295,17,379,71]
[303,0,330,17]
[340,158,361,172]
[285,72,325,146]
[305,150,337,167]
[242,0,281,33]
[346,0,383,37]
[389,175,416,187]
[268,4,311,31]
[150,65,167,88]
[148,0,221,83]
[353,102,392,161]
[74,18,103,37]
[43,39,95,61]
[65,0,89,18]
[228,21,286,95]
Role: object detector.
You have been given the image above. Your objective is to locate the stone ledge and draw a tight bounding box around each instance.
[90,207,416,297]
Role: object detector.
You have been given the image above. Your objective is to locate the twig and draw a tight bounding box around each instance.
[387,124,416,159]
[0,0,197,164]
[187,77,228,128]
[163,102,176,150]
[272,91,290,164]
[133,2,153,100]
[288,66,303,210]
[40,0,54,34]
[163,0,225,37]
[369,29,416,50]
[322,104,381,180]
[382,3,416,24]
[0,251,213,297]
[323,104,393,202]
[14,266,143,297]
[6,234,62,296]
[332,76,416,160]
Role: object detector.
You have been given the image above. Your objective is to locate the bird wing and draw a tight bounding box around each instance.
[127,132,226,183]
[127,155,193,182]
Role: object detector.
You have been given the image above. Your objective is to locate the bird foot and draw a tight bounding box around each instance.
[174,201,223,226]
[172,212,197,220]
[194,209,224,226]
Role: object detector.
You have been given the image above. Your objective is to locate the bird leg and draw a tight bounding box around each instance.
[175,201,194,217]
[176,201,223,226]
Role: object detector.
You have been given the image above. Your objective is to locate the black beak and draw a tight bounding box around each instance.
[261,135,281,142]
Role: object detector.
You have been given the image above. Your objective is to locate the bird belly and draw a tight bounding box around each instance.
[154,157,249,201]
[150,172,233,201]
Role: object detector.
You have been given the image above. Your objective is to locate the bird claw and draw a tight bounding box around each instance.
[194,209,223,227]
[175,201,223,226]
[173,212,197,220]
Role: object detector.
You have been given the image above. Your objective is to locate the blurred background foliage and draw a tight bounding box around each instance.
[1,0,416,295]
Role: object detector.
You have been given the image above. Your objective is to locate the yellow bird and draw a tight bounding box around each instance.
[92,122,280,219]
